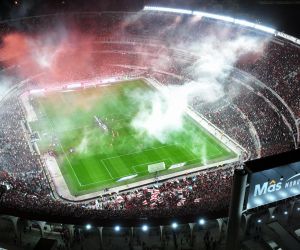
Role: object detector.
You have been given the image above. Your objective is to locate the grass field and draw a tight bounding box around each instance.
[30,79,236,196]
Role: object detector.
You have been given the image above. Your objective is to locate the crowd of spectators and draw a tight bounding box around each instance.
[0,11,299,222]
[0,98,50,196]
[90,166,234,212]
[1,163,235,221]
[237,41,300,118]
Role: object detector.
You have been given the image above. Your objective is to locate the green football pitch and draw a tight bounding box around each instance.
[30,79,236,196]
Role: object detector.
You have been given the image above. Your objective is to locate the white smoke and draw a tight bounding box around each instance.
[0,75,16,101]
[28,27,68,70]
[76,133,89,155]
[32,46,58,69]
[131,35,266,142]
[131,85,187,142]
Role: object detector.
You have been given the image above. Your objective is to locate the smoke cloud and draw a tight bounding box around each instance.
[0,28,99,86]
[0,13,268,146]
[0,75,17,101]
[130,35,266,142]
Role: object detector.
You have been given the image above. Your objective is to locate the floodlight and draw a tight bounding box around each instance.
[114,225,120,232]
[144,6,192,15]
[171,222,178,229]
[254,24,276,34]
[142,224,148,232]
[86,224,92,230]
[199,219,205,225]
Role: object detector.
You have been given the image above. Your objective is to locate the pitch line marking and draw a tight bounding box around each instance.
[82,146,212,186]
[79,177,114,186]
[77,158,114,187]
[59,143,83,187]
[101,159,114,179]
[81,179,113,188]
[78,152,230,187]
[38,99,83,187]
[80,158,114,187]
[101,144,176,162]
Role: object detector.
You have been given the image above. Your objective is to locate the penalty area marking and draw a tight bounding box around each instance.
[82,149,227,187]
[67,144,220,188]
[100,159,114,179]
[101,144,175,162]
[81,158,170,187]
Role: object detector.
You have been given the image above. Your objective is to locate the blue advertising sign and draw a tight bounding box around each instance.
[247,161,300,209]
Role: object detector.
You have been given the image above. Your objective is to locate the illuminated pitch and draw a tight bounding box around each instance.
[29,79,237,196]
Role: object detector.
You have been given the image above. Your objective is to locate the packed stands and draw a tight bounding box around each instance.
[0,11,299,224]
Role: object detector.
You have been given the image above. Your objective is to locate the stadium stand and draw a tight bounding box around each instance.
[0,11,299,250]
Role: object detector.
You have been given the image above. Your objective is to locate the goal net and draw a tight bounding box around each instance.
[148,162,166,173]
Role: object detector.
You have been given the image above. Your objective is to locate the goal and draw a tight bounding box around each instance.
[148,162,166,173]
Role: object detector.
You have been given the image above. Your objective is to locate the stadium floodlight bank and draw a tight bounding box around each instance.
[144,6,300,45]
[143,6,275,34]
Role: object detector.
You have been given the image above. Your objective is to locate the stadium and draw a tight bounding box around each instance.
[0,1,300,249]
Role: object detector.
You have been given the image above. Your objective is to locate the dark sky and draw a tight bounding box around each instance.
[0,0,299,37]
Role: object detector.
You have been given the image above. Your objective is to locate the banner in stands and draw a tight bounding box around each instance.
[247,161,300,209]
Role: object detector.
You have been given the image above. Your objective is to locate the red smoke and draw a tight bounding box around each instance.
[0,33,29,62]
[0,29,108,86]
